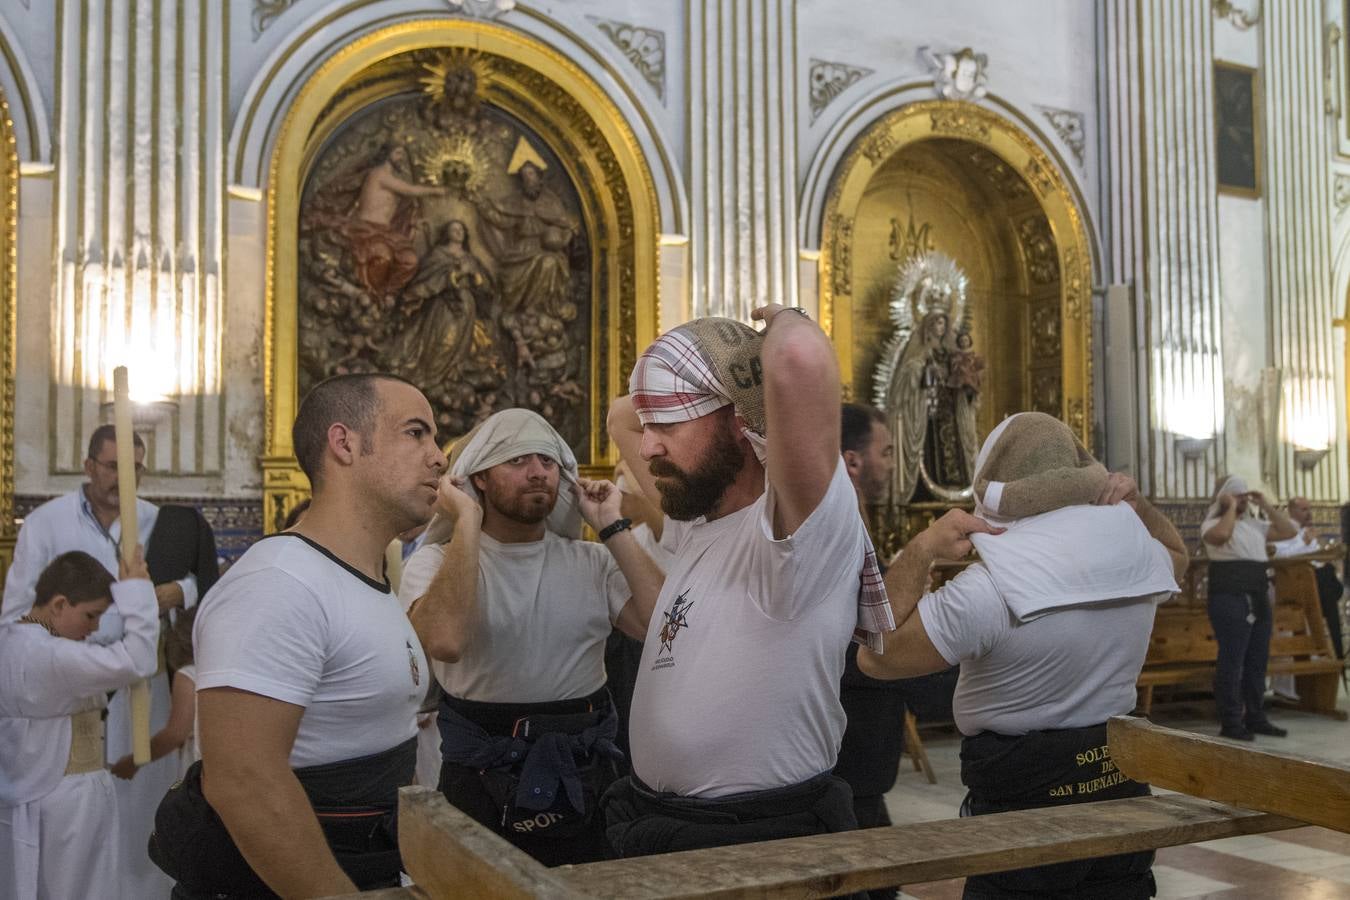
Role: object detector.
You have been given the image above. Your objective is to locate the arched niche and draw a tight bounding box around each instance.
[261,20,660,533]
[819,100,1094,448]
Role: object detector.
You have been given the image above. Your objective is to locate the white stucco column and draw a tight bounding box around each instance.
[1097,0,1227,498]
[1263,1,1343,500]
[687,0,798,321]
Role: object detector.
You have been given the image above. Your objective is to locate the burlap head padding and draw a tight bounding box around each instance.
[973,412,1108,520]
[678,317,766,433]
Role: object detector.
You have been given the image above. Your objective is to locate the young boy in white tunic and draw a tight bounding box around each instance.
[0,549,158,900]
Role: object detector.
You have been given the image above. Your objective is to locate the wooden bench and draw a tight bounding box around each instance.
[1136,561,1344,719]
[326,717,1350,900]
[330,717,1345,899]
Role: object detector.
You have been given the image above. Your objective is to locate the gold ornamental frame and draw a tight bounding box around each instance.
[261,20,660,533]
[0,89,16,580]
[819,100,1094,446]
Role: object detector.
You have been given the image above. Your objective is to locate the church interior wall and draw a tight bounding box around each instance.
[0,0,1345,559]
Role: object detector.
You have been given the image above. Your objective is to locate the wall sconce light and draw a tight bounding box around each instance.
[1175,437,1213,460]
[99,396,178,429]
[1294,447,1329,471]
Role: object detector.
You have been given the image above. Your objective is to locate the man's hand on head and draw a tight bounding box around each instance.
[914,509,1004,561]
[574,478,623,531]
[424,474,481,544]
[1096,472,1140,510]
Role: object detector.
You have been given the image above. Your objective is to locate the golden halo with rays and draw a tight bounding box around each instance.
[418,48,493,103]
[415,133,489,195]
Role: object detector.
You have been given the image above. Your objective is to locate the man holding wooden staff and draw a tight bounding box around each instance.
[1,369,205,897]
[150,373,445,897]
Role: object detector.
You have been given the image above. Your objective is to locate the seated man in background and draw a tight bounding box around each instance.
[1272,496,1344,661]
[860,412,1187,900]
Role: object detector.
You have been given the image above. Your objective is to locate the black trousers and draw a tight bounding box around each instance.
[1207,590,1273,730]
[1315,565,1345,659]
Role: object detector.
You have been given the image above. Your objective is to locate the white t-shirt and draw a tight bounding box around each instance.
[399,531,630,704]
[193,534,427,768]
[919,565,1167,736]
[1201,515,1270,562]
[629,459,864,798]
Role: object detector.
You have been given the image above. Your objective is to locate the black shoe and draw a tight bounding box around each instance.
[1247,721,1288,737]
[1219,726,1255,741]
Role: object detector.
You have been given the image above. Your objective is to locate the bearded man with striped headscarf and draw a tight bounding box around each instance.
[602,304,894,858]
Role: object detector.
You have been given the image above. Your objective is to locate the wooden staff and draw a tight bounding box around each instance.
[114,367,152,766]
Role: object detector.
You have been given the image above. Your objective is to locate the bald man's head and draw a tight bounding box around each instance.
[1288,496,1313,528]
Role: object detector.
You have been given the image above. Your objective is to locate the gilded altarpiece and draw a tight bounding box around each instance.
[263,23,661,533]
[820,101,1093,555]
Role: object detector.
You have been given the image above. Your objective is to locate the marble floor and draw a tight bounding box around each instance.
[883,695,1350,899]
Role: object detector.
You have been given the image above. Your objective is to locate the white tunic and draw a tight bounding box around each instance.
[2,488,200,899]
[0,579,158,900]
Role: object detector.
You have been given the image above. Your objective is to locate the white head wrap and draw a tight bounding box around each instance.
[447,408,581,539]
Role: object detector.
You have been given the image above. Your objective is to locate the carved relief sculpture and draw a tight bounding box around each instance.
[297,49,591,444]
[872,251,982,503]
[919,46,989,102]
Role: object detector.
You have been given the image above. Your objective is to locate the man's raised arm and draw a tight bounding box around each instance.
[406,474,483,663]
[751,304,842,538]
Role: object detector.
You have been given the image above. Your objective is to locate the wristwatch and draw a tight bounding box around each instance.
[598,517,633,542]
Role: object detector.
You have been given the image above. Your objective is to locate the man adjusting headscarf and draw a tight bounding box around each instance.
[857,409,1188,899]
[628,316,892,648]
[604,304,891,859]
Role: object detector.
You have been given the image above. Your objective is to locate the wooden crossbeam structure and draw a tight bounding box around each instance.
[328,716,1345,899]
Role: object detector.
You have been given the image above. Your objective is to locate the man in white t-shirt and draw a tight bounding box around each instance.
[151,374,444,898]
[400,408,662,866]
[1201,478,1298,740]
[603,305,893,857]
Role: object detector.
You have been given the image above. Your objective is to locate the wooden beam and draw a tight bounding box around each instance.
[1109,716,1350,832]
[397,786,585,899]
[554,795,1294,899]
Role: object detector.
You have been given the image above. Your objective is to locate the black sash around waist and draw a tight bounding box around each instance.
[600,772,858,858]
[1207,559,1269,597]
[960,724,1154,900]
[149,737,417,898]
[440,683,612,736]
[961,722,1147,812]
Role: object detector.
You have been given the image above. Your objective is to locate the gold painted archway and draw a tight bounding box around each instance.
[261,20,661,533]
[0,88,18,577]
[819,101,1093,447]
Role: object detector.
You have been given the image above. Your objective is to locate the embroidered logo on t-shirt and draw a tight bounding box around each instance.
[654,590,694,669]
[407,640,421,687]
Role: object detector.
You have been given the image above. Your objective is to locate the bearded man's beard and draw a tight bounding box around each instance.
[485,481,557,525]
[648,427,746,521]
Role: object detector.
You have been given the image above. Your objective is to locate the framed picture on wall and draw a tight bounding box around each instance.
[1214,61,1261,197]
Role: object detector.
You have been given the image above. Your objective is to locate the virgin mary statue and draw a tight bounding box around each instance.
[872,251,981,504]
